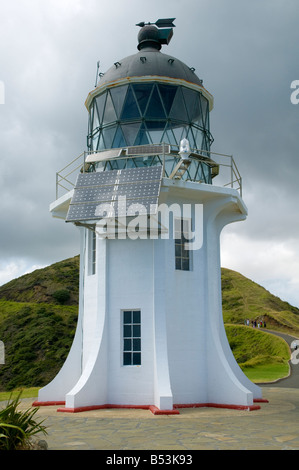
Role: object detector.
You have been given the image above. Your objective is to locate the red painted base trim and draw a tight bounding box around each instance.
[149,406,180,415]
[57,404,152,414]
[57,404,180,415]
[52,401,262,414]
[32,397,268,410]
[173,403,261,411]
[32,401,65,407]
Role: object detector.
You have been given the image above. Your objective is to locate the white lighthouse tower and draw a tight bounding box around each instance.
[34,19,265,413]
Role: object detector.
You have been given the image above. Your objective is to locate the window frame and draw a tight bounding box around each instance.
[122,309,141,366]
[88,229,96,276]
[174,217,192,271]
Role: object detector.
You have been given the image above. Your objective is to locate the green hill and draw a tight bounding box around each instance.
[0,256,297,391]
[0,256,79,305]
[222,268,299,335]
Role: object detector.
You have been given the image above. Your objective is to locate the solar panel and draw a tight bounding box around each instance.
[85,148,124,163]
[126,144,170,156]
[66,166,163,223]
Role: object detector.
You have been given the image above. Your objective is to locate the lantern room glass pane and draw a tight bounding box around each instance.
[185,127,196,149]
[91,130,100,150]
[145,121,166,144]
[200,95,209,127]
[145,85,166,119]
[121,122,140,146]
[132,83,153,115]
[102,125,116,149]
[169,87,188,122]
[187,160,198,180]
[158,83,177,114]
[134,123,150,145]
[182,88,201,122]
[172,124,187,145]
[112,126,126,148]
[163,123,178,147]
[102,92,117,125]
[110,85,128,118]
[121,86,140,120]
[96,93,106,124]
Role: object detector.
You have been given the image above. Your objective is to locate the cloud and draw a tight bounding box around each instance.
[0,0,298,308]
[221,229,299,307]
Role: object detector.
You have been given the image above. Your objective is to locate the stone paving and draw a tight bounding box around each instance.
[8,386,299,451]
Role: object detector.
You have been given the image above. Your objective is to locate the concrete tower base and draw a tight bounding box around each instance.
[34,180,265,414]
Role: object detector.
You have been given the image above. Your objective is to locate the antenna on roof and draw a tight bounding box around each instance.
[94,60,101,87]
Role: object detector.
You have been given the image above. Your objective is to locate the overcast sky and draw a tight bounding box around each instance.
[0,0,299,308]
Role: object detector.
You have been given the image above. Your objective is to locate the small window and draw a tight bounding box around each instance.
[89,229,96,275]
[174,218,192,271]
[122,310,141,366]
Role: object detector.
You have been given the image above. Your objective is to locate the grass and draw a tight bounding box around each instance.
[0,388,39,402]
[243,363,289,383]
[225,324,291,383]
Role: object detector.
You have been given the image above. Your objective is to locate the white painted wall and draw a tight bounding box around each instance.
[40,179,263,409]
[106,237,155,405]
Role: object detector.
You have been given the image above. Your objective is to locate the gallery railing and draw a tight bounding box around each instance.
[55,144,242,199]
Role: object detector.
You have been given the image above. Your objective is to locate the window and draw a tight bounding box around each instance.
[89,229,96,275]
[122,310,141,366]
[174,218,192,271]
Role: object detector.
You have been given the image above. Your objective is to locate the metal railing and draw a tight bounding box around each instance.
[55,145,242,199]
[203,149,243,197]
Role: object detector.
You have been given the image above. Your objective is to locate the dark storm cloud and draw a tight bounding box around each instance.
[0,0,298,305]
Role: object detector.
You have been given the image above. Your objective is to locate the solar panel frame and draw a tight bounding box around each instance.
[66,166,163,223]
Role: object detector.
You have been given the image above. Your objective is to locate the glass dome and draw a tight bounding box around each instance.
[87,82,214,183]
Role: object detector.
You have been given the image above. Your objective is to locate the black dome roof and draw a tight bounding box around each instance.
[98,24,202,88]
[99,47,202,87]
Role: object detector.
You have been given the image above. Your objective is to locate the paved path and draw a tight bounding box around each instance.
[3,387,298,451]
[262,329,299,388]
[3,329,299,452]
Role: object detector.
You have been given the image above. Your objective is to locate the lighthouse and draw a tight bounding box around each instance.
[34,19,264,413]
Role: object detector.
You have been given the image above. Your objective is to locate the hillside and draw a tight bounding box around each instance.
[222,268,299,336]
[1,257,298,334]
[0,256,79,305]
[0,256,298,391]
